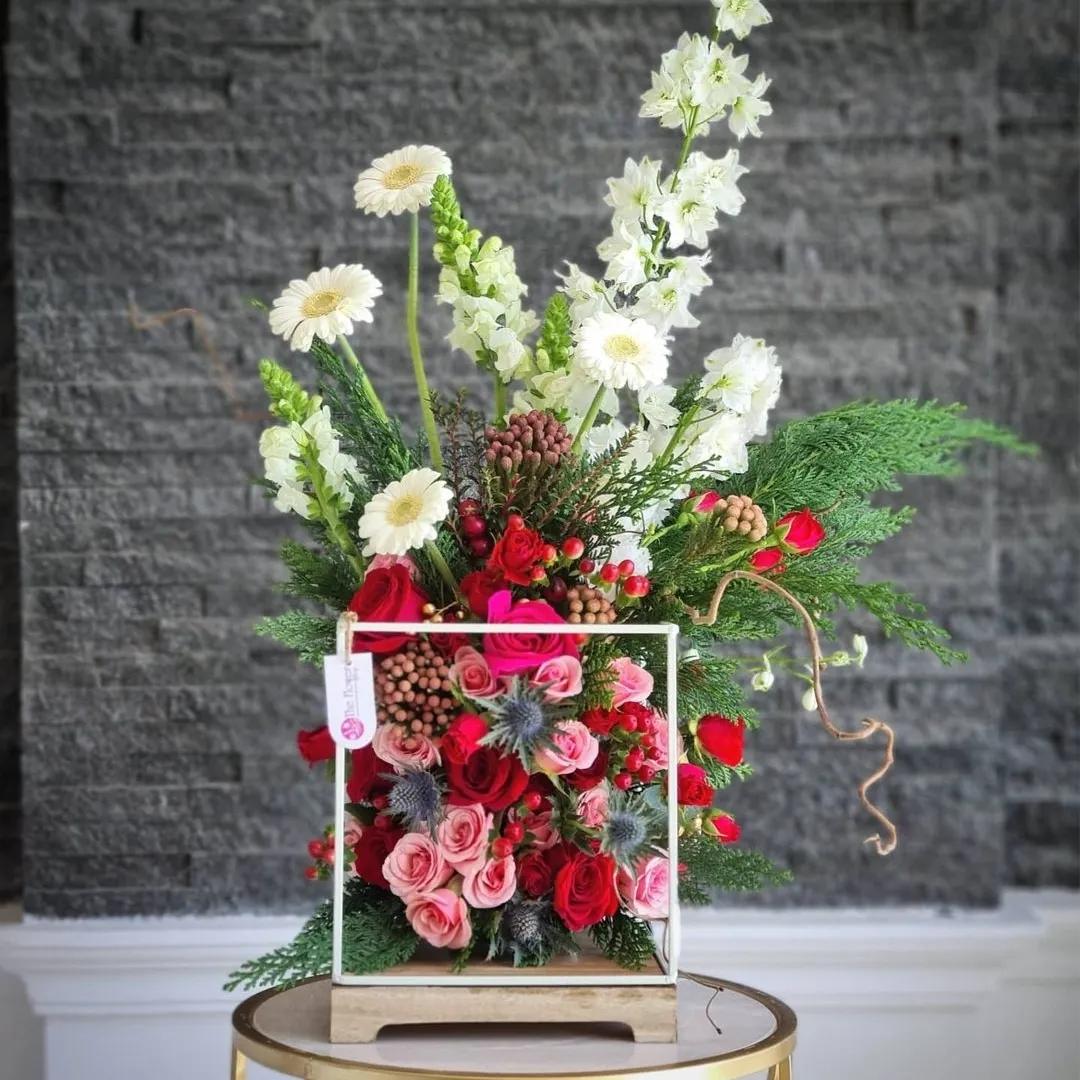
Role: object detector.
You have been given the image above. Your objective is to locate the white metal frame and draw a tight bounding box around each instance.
[331,619,681,987]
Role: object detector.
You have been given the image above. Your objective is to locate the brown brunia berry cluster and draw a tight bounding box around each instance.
[374,639,456,737]
[566,584,616,624]
[716,494,768,541]
[484,411,573,474]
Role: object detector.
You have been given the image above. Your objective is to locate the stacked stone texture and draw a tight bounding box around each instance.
[4,0,1076,915]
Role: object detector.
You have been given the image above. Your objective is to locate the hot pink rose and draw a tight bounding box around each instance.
[610,657,654,707]
[373,724,440,772]
[449,646,502,700]
[462,855,517,909]
[405,888,472,950]
[436,803,492,869]
[382,833,452,901]
[483,590,579,678]
[617,854,670,920]
[577,784,610,827]
[530,655,584,702]
[533,720,599,775]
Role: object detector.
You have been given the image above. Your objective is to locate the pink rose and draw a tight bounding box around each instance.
[343,814,364,849]
[373,724,440,772]
[520,808,557,850]
[533,720,599,775]
[449,647,502,700]
[610,657,654,707]
[436,803,492,869]
[617,854,670,920]
[405,888,472,950]
[367,553,419,578]
[462,856,517,909]
[382,833,452,901]
[577,784,610,828]
[642,709,678,770]
[483,590,579,678]
[530,655,584,702]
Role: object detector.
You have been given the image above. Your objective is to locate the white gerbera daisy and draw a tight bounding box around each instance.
[268,264,382,353]
[357,468,453,557]
[354,144,452,217]
[575,312,669,392]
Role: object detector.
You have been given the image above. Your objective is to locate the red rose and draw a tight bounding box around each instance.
[552,850,619,932]
[517,851,555,898]
[695,715,745,767]
[352,824,403,889]
[348,565,429,653]
[442,712,489,765]
[582,708,619,736]
[297,725,334,764]
[487,526,545,587]
[749,547,785,573]
[460,568,508,618]
[346,746,383,802]
[446,746,529,810]
[776,508,825,554]
[566,747,609,791]
[677,762,715,806]
[704,811,741,844]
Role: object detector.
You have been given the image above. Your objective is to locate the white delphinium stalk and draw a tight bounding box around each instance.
[712,0,772,40]
[631,255,712,331]
[656,184,717,250]
[268,264,382,353]
[638,384,681,427]
[605,157,664,228]
[575,312,669,392]
[729,74,773,140]
[581,417,628,459]
[354,144,452,217]
[356,468,453,557]
[596,221,654,291]
[558,263,614,325]
[703,334,781,432]
[683,410,752,475]
[681,150,748,216]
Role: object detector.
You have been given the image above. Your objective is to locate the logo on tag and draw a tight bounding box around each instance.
[324,652,376,749]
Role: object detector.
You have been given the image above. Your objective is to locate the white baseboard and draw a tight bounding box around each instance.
[1,891,1077,1080]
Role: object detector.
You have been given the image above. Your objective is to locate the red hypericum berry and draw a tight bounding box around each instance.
[304,866,320,880]
[372,795,388,810]
[540,544,558,564]
[625,747,645,772]
[578,558,596,575]
[458,498,481,516]
[506,513,525,531]
[599,563,620,585]
[619,712,639,733]
[544,577,568,604]
[623,575,651,598]
[492,837,514,859]
[646,746,661,761]
[522,791,544,812]
[462,514,487,538]
[529,565,548,583]
[614,771,633,791]
[561,537,585,560]
[639,732,655,749]
[638,762,658,783]
[617,559,635,578]
[503,821,526,844]
[307,839,326,860]
[470,536,494,558]
[323,846,336,865]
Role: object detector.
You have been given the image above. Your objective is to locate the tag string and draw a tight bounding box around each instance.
[342,610,357,667]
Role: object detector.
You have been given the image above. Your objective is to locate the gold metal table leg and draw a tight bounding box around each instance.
[231,1044,247,1080]
[767,1056,792,1080]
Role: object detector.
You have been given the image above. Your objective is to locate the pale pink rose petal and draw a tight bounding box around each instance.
[437,803,492,869]
[449,646,502,700]
[576,784,610,828]
[462,856,517,909]
[610,657,654,707]
[405,888,472,950]
[372,723,440,772]
[382,833,452,902]
[533,719,599,775]
[530,655,584,702]
[617,854,670,920]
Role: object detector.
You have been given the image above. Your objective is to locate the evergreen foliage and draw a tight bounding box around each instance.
[590,911,658,970]
[255,611,337,666]
[678,836,792,904]
[277,541,358,610]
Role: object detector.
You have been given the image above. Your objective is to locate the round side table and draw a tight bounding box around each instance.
[230,972,796,1079]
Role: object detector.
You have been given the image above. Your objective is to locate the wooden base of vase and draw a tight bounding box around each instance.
[330,952,677,1044]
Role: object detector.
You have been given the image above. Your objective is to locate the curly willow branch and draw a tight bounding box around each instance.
[688,570,898,856]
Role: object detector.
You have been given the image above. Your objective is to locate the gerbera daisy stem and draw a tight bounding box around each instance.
[337,335,389,425]
[570,386,607,455]
[656,400,701,467]
[407,211,444,471]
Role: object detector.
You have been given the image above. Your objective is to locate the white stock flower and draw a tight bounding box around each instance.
[582,418,628,459]
[558,263,612,325]
[729,74,773,140]
[357,468,453,557]
[597,221,653,291]
[712,0,772,40]
[575,312,670,391]
[354,144,452,216]
[472,238,527,306]
[657,186,717,249]
[685,410,751,475]
[703,334,779,417]
[638,384,681,427]
[605,157,663,228]
[682,150,748,216]
[268,264,382,353]
[303,406,360,506]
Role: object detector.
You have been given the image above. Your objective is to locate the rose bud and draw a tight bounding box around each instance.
[749,547,784,573]
[775,508,825,555]
[683,491,721,515]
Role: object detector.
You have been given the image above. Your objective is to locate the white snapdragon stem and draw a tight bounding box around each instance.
[407,211,444,471]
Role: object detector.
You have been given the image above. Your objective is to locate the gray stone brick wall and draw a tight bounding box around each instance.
[5,0,1077,915]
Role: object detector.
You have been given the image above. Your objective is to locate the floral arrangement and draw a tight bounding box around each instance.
[227,0,1026,990]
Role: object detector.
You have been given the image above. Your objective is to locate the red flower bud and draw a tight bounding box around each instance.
[775,508,825,555]
[749,547,785,573]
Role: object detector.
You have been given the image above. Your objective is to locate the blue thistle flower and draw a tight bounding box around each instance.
[386,768,442,834]
[601,791,664,865]
[481,681,569,769]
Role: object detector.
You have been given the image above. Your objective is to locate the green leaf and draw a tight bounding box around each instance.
[255,611,336,666]
[678,835,791,905]
[589,911,657,971]
[278,541,359,609]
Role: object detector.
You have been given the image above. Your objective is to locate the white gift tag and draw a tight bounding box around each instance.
[323,652,376,749]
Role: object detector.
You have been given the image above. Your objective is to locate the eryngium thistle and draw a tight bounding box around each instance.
[481,681,568,770]
[385,768,442,834]
[602,792,664,865]
[503,899,549,952]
